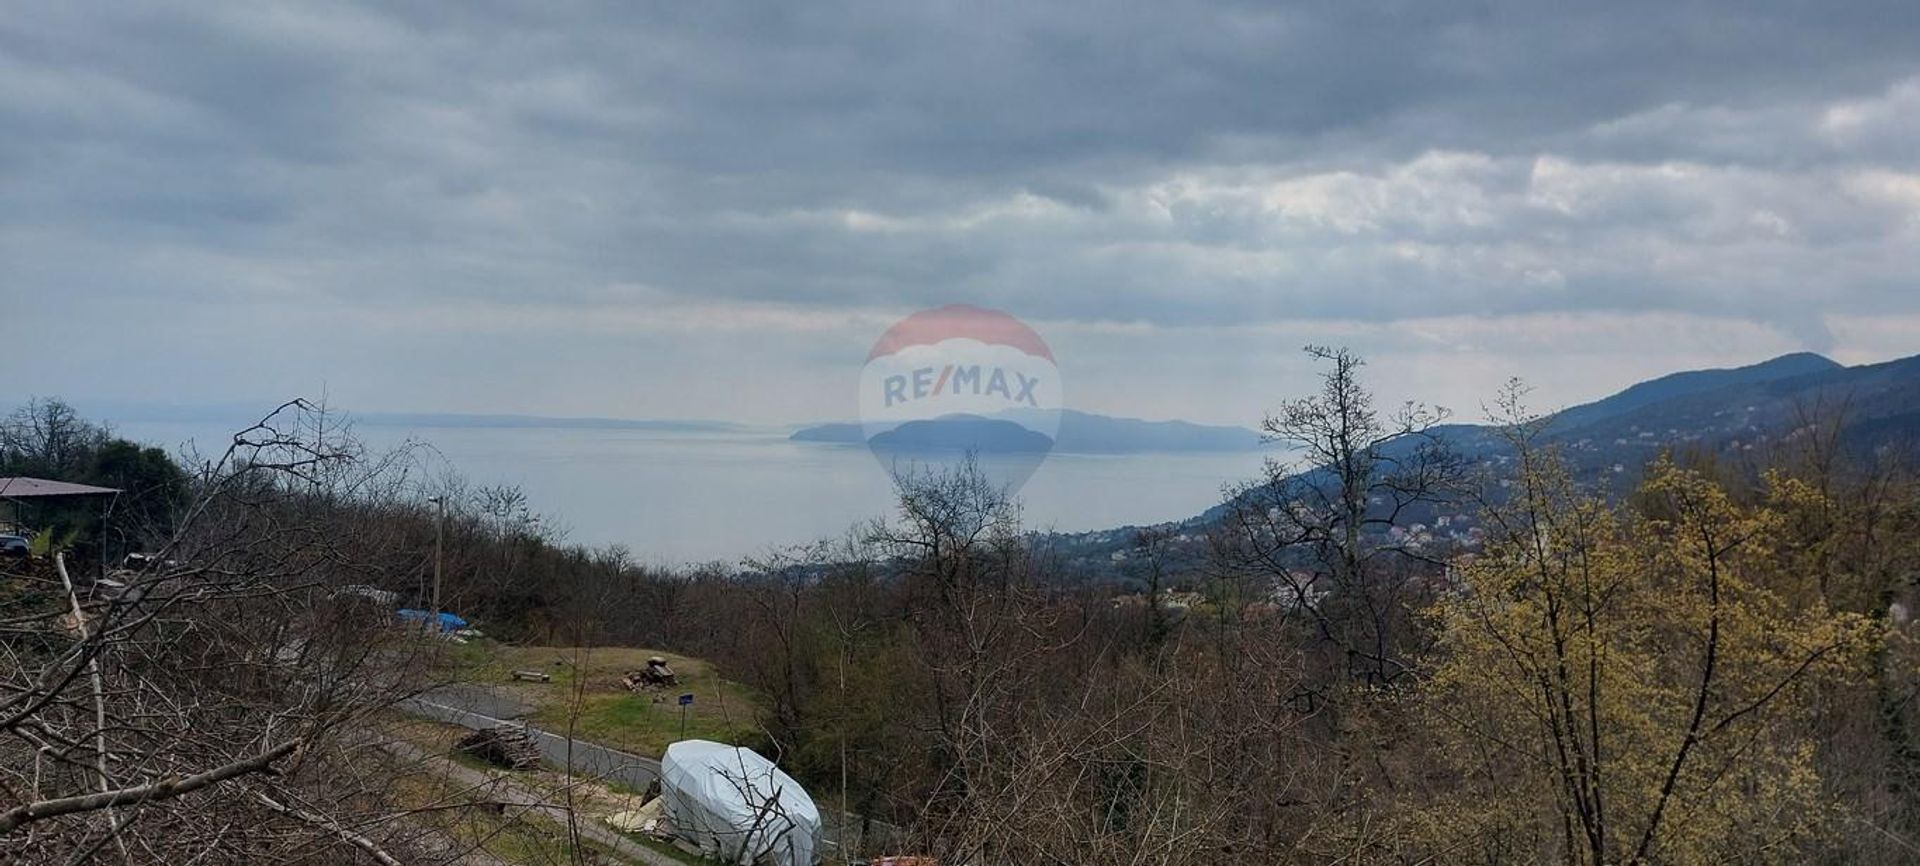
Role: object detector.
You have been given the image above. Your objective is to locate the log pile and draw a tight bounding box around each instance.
[457,726,542,770]
[621,656,678,693]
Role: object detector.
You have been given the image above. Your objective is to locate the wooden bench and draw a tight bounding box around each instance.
[509,669,552,683]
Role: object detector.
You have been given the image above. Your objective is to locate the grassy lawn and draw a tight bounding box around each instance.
[454,643,766,757]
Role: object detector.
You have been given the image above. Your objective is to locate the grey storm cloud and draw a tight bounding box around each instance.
[4,0,1920,420]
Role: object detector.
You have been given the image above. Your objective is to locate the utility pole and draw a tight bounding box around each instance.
[429,495,446,634]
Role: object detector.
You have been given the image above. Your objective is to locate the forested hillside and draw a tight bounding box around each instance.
[7,350,1920,863]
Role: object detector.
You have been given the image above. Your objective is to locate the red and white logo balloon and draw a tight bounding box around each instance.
[858,305,1062,492]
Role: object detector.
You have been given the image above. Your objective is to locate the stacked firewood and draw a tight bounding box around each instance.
[457,725,543,770]
[620,657,678,693]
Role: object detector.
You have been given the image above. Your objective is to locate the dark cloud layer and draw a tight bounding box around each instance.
[4,2,1920,420]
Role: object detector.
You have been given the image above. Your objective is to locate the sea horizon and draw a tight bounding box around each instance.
[108,417,1268,565]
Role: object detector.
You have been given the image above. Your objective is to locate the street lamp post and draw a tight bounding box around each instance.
[428,495,446,634]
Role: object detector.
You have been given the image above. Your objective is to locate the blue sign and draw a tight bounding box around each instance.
[678,693,694,706]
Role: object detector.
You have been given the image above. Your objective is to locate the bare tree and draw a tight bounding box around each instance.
[0,400,496,864]
[1215,345,1466,688]
[0,398,110,479]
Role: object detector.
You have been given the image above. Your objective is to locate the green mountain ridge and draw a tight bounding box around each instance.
[1054,350,1920,557]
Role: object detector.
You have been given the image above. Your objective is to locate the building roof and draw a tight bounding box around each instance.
[0,477,122,498]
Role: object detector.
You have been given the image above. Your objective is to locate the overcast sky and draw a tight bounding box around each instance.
[5,2,1920,428]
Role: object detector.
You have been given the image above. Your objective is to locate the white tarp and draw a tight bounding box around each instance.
[659,740,821,866]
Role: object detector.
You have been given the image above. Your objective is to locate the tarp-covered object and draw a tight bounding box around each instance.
[660,740,820,866]
[395,609,467,631]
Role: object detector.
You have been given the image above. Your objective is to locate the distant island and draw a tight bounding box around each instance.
[864,415,1056,453]
[791,409,1265,454]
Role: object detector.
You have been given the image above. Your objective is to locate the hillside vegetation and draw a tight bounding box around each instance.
[8,349,1920,864]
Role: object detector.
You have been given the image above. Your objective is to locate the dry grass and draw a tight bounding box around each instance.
[455,644,767,758]
[379,714,710,864]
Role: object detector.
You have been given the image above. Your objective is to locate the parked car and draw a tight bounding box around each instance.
[0,535,28,558]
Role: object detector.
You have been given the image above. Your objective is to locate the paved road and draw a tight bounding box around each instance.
[399,694,665,791]
[377,736,683,866]
[422,683,534,721]
[397,686,896,855]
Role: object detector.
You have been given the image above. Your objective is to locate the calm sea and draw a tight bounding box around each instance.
[112,421,1266,565]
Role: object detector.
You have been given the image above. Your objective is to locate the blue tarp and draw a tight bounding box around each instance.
[396,609,468,631]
